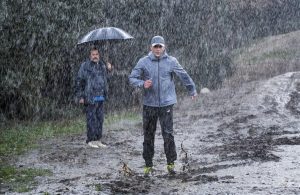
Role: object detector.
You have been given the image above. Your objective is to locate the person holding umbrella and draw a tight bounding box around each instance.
[76,27,133,148]
[76,47,112,148]
[129,35,197,176]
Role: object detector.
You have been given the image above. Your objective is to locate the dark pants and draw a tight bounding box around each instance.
[85,102,104,143]
[143,105,177,167]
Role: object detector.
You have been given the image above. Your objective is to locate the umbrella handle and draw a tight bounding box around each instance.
[107,62,113,71]
[102,42,110,63]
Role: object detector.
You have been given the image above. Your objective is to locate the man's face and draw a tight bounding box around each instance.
[151,44,165,58]
[90,50,100,63]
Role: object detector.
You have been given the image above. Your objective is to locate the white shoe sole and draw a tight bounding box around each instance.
[97,143,107,148]
[88,142,99,148]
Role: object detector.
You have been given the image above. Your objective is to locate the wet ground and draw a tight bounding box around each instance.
[6,72,300,194]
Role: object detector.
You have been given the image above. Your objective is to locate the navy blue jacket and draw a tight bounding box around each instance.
[76,59,108,104]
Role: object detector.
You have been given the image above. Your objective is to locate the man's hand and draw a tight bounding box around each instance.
[79,98,85,104]
[107,62,113,71]
[191,93,198,100]
[144,79,152,89]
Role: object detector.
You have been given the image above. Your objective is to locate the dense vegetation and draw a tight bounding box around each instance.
[1,0,300,120]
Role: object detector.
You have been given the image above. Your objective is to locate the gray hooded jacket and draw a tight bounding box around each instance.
[129,52,196,107]
[76,59,108,104]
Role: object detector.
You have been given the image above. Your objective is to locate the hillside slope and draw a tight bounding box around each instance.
[226,30,300,86]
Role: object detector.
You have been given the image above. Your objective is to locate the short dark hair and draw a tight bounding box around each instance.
[90,46,99,54]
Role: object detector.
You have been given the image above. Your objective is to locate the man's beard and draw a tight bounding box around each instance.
[92,58,99,62]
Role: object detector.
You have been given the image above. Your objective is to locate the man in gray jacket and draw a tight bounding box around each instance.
[76,47,112,148]
[129,36,197,176]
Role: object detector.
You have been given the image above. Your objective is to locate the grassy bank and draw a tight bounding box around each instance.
[0,117,86,159]
[0,111,140,161]
[0,111,140,193]
[0,166,52,193]
[225,30,300,86]
[0,117,86,193]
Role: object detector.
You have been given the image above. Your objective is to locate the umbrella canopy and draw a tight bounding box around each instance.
[77,27,134,45]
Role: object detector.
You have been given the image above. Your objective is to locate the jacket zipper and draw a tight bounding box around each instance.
[158,59,160,107]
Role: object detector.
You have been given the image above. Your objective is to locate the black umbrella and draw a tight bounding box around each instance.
[77,27,134,45]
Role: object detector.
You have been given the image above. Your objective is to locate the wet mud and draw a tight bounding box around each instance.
[4,72,300,194]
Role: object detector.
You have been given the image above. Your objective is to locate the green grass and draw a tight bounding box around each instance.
[0,117,86,158]
[0,111,140,193]
[0,166,52,193]
[0,117,85,193]
[105,111,140,126]
[261,50,297,60]
[234,46,298,65]
[0,112,140,159]
[95,183,102,191]
[0,117,86,193]
[248,50,297,64]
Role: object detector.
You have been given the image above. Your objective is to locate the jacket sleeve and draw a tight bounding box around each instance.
[129,59,145,88]
[172,58,197,96]
[75,63,86,99]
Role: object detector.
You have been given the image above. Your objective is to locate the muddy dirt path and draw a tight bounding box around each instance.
[9,72,300,194]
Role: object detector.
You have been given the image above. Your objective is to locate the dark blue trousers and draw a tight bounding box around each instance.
[143,105,177,167]
[85,102,104,143]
